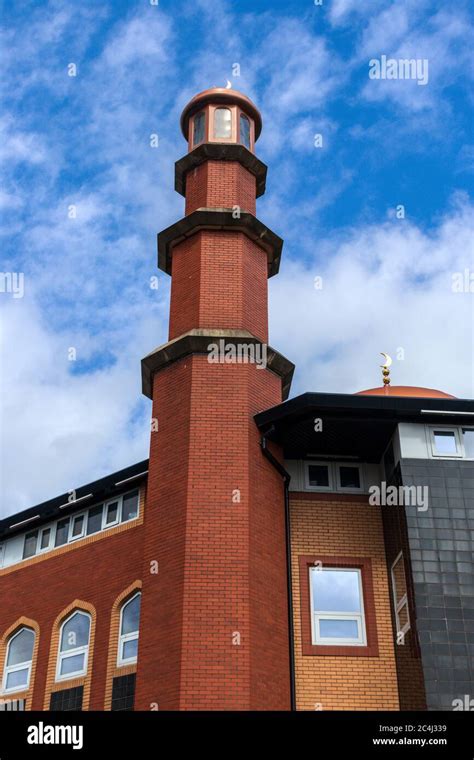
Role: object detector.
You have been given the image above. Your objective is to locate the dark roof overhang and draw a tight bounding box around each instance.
[0,460,149,541]
[157,209,282,278]
[255,392,474,462]
[175,143,267,198]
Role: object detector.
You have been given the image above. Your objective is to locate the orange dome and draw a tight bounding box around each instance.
[356,385,456,399]
[180,87,262,140]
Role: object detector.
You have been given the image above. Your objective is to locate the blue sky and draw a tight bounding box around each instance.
[1,0,473,516]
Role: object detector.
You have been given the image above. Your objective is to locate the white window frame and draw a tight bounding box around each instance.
[104,498,120,527]
[56,611,91,682]
[22,530,38,560]
[391,551,411,637]
[336,463,364,492]
[2,628,35,694]
[461,428,474,460]
[86,503,105,535]
[309,567,366,646]
[304,461,333,492]
[117,592,141,667]
[69,513,86,542]
[428,426,463,458]
[39,527,51,552]
[120,489,140,523]
[54,517,70,548]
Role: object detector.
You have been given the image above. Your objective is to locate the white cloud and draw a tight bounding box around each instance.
[102,15,170,68]
[0,295,156,517]
[270,196,474,398]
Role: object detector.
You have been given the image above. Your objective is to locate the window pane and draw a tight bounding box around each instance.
[7,629,34,666]
[106,501,118,524]
[434,431,457,454]
[339,466,360,489]
[308,465,329,488]
[397,604,409,631]
[61,613,90,652]
[71,516,84,537]
[122,594,141,635]
[463,429,474,458]
[60,653,85,676]
[87,505,103,535]
[312,569,361,613]
[55,519,70,547]
[392,557,407,603]
[214,108,231,138]
[319,618,359,639]
[239,114,250,148]
[6,668,29,690]
[122,492,139,522]
[40,529,51,550]
[122,639,138,661]
[23,531,38,559]
[193,111,205,145]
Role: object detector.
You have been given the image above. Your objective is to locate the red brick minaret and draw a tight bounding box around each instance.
[136,88,294,710]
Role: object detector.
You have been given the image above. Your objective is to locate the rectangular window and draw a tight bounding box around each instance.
[214,107,232,138]
[23,531,38,560]
[105,500,119,526]
[337,465,362,490]
[50,686,83,712]
[121,491,139,522]
[429,427,462,457]
[70,515,85,541]
[193,111,205,146]
[55,519,70,547]
[86,505,103,535]
[305,462,331,490]
[40,528,51,550]
[462,429,474,458]
[111,674,136,712]
[391,552,410,637]
[239,113,250,148]
[310,567,366,646]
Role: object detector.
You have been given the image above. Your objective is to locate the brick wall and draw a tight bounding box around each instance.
[290,493,400,710]
[135,355,290,710]
[0,487,145,710]
[168,231,268,342]
[185,161,256,215]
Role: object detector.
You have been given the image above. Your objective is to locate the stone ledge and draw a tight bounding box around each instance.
[175,143,267,197]
[141,328,294,400]
[157,209,283,277]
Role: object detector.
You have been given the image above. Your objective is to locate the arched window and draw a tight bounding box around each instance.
[56,611,91,681]
[193,111,205,146]
[214,107,231,139]
[117,592,141,666]
[2,627,35,692]
[239,114,250,149]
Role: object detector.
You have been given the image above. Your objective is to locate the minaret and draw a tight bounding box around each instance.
[135,88,294,710]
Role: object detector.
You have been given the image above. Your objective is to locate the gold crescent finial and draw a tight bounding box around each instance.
[380,352,392,386]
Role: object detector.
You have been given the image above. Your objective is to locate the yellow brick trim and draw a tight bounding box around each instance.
[0,616,40,710]
[0,485,146,577]
[104,581,142,710]
[43,599,97,711]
